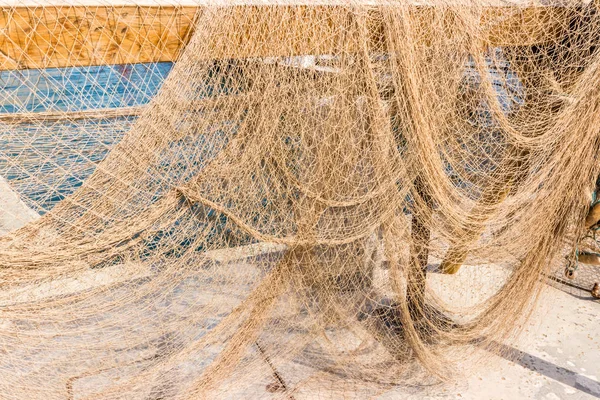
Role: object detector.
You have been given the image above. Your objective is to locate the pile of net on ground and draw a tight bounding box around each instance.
[1,2,600,399]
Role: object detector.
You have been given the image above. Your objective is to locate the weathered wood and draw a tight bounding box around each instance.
[482,5,572,47]
[0,4,575,70]
[0,5,198,70]
[0,106,145,123]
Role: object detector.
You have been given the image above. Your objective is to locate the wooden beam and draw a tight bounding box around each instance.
[0,5,198,70]
[0,4,576,71]
[0,105,145,123]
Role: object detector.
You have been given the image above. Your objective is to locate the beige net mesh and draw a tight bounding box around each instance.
[1,1,600,398]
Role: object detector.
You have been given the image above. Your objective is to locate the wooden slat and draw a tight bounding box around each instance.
[483,6,573,47]
[0,105,145,123]
[0,4,576,70]
[0,5,198,70]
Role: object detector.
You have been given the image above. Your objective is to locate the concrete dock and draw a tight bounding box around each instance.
[0,180,598,399]
[239,268,600,399]
[0,174,38,236]
[383,284,600,400]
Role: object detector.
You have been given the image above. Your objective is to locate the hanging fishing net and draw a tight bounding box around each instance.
[1,1,599,398]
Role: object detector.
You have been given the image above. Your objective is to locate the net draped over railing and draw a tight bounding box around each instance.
[0,1,599,399]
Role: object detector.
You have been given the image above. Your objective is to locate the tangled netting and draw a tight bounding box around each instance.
[1,2,600,399]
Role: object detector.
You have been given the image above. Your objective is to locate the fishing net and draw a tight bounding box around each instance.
[1,1,600,398]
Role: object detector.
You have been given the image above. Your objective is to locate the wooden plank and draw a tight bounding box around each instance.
[0,5,198,70]
[0,4,576,70]
[0,105,145,123]
[482,5,573,47]
[0,241,284,306]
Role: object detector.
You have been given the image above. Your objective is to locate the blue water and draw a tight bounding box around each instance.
[0,118,135,213]
[0,55,523,215]
[0,63,174,213]
[0,63,173,113]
